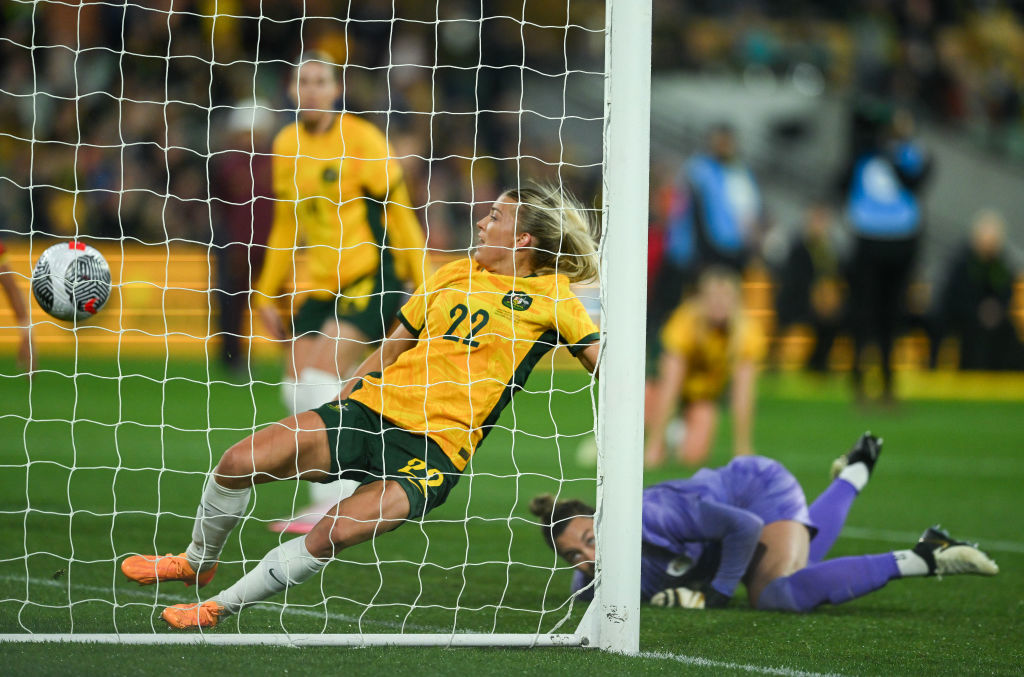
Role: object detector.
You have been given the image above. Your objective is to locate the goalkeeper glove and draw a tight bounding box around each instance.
[650,586,731,609]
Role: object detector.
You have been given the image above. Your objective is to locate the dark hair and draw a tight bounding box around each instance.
[529,493,595,550]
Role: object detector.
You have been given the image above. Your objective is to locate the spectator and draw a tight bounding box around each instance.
[210,100,276,372]
[773,203,847,372]
[841,107,931,404]
[679,123,765,274]
[936,209,1024,371]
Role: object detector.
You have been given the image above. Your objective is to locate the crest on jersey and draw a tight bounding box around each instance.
[322,165,339,182]
[502,290,533,312]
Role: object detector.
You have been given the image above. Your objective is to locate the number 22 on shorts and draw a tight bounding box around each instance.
[397,458,443,496]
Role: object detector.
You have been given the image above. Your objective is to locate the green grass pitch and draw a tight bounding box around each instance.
[1,356,1021,675]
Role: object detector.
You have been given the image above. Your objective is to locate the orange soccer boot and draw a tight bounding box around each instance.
[161,600,226,629]
[121,553,217,588]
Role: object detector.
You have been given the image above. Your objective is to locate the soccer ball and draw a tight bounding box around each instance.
[31,241,112,322]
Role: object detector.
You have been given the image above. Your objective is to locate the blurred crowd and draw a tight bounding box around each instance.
[0,0,604,248]
[1,0,1022,383]
[653,0,1024,158]
[648,110,1024,403]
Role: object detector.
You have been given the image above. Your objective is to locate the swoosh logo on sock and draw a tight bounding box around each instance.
[267,567,287,586]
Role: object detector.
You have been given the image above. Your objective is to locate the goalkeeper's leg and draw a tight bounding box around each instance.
[756,527,998,613]
[162,480,410,628]
[122,411,333,587]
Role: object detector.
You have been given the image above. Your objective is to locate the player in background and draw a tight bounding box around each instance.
[121,184,603,629]
[0,240,35,375]
[254,51,432,532]
[533,433,998,612]
[644,267,765,468]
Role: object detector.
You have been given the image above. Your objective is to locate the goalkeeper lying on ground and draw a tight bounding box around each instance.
[121,184,602,628]
[531,433,998,611]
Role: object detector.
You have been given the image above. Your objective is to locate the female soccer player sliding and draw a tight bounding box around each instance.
[254,51,432,531]
[645,267,765,468]
[533,433,998,612]
[121,184,602,629]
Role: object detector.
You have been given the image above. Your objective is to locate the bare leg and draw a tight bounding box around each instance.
[214,411,333,489]
[210,480,411,616]
[745,520,810,607]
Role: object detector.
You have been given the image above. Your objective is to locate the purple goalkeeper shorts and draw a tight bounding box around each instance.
[718,456,817,534]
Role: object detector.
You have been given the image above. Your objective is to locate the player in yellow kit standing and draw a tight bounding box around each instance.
[254,52,431,531]
[121,184,602,629]
[645,266,766,468]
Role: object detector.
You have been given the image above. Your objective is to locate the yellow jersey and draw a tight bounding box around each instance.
[350,259,600,471]
[661,300,765,402]
[253,113,429,309]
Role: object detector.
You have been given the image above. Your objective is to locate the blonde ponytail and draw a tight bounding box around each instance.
[506,184,600,283]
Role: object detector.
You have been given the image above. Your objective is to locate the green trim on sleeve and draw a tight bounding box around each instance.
[566,332,601,357]
[396,310,422,337]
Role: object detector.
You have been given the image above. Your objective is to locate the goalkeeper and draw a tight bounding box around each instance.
[253,51,431,531]
[121,184,602,629]
[532,433,998,612]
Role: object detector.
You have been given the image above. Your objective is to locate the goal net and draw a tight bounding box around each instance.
[0,1,648,650]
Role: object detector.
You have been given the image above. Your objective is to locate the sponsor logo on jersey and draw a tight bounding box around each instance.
[502,290,533,312]
[322,165,339,183]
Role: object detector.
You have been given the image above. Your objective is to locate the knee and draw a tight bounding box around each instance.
[214,443,256,487]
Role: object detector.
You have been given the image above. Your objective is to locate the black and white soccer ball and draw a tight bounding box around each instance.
[31,242,111,321]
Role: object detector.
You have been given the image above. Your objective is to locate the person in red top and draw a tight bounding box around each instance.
[0,240,35,375]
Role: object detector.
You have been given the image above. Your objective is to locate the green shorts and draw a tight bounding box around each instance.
[292,273,404,340]
[311,399,461,519]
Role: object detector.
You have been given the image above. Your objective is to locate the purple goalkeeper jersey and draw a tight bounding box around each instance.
[572,455,814,602]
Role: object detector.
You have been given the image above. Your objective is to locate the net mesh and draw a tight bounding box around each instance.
[0,1,609,638]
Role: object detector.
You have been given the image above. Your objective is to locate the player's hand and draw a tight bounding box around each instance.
[650,586,706,609]
[258,305,288,341]
[16,328,35,377]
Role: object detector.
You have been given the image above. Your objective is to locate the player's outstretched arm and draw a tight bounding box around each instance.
[576,341,600,376]
[338,322,418,400]
[730,359,757,456]
[645,351,687,467]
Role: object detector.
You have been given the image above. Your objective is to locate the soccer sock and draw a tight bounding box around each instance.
[893,549,931,577]
[308,480,359,509]
[756,553,899,612]
[838,462,870,492]
[213,535,328,615]
[297,367,342,409]
[184,478,251,572]
[807,478,859,563]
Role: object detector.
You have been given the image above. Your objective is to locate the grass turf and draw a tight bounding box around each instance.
[1,356,1022,675]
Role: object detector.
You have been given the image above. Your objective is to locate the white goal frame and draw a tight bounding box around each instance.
[0,0,651,653]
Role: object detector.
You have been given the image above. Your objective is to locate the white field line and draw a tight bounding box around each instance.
[639,651,844,677]
[840,526,1024,554]
[0,574,442,633]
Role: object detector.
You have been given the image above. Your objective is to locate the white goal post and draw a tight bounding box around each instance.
[0,0,650,652]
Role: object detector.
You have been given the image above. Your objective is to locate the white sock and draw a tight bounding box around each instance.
[281,368,343,414]
[839,462,870,493]
[185,478,251,572]
[309,479,359,508]
[213,535,328,615]
[280,378,301,414]
[893,549,930,577]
